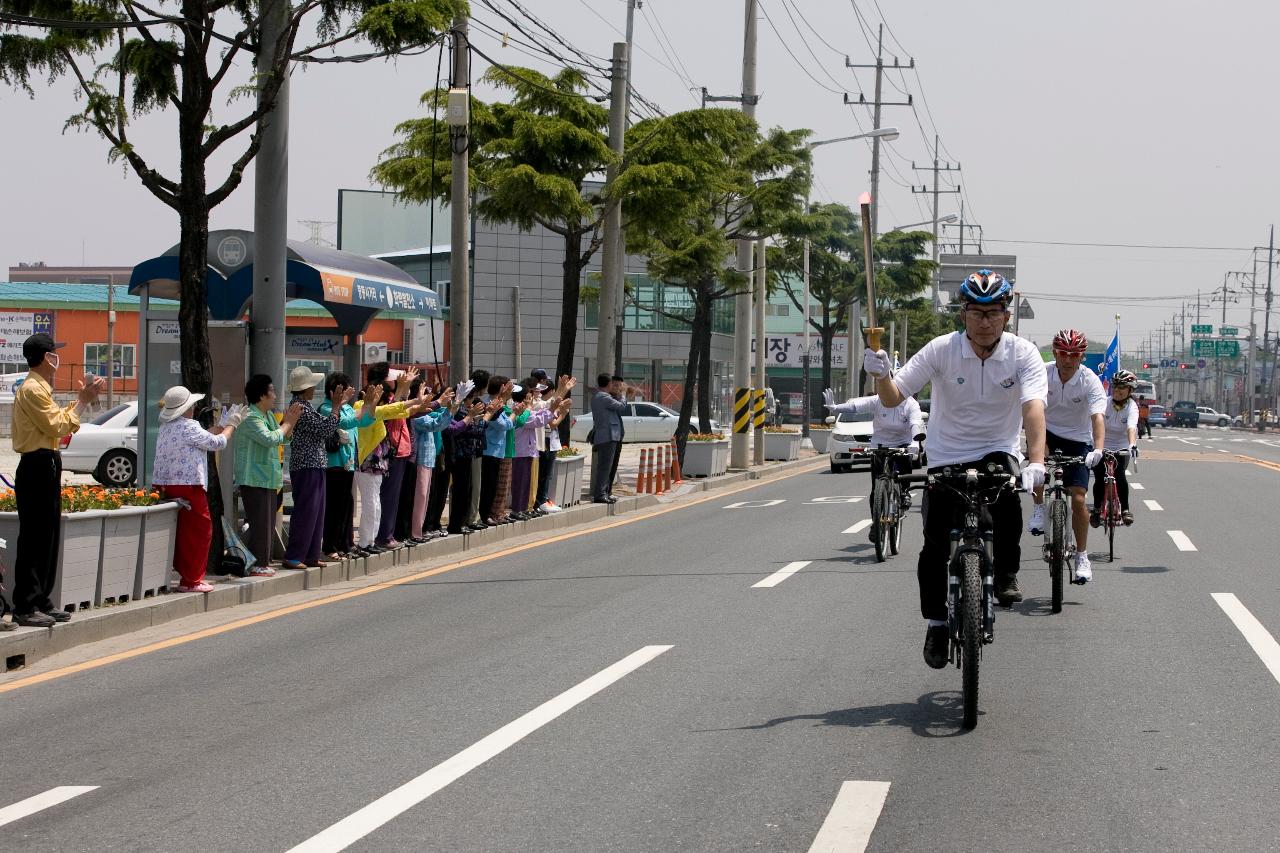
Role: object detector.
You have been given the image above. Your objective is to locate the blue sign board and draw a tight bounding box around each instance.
[32,312,53,337]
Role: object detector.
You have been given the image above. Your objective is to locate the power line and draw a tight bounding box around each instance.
[985,238,1255,251]
[758,2,844,95]
[642,0,701,93]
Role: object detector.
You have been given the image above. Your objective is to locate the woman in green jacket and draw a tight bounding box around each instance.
[234,374,304,575]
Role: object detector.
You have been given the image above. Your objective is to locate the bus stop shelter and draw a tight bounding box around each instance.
[129,228,442,487]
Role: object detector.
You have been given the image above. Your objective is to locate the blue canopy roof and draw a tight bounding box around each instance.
[128,229,442,335]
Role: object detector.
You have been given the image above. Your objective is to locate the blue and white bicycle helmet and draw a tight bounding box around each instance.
[958,269,1013,305]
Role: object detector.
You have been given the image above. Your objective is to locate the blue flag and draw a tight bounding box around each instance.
[1099,330,1120,385]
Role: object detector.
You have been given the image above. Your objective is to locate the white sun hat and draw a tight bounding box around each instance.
[158,386,205,422]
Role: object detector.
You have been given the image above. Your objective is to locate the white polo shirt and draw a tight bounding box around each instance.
[1043,363,1107,444]
[892,331,1048,467]
[830,395,925,447]
[1102,398,1139,450]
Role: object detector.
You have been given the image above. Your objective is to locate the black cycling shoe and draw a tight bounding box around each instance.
[923,625,949,669]
[900,492,913,510]
[994,576,1023,606]
[1089,509,1101,529]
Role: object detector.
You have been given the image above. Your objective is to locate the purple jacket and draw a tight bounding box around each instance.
[513,407,555,458]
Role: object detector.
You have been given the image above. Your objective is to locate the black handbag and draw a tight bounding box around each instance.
[586,427,595,444]
[324,431,342,454]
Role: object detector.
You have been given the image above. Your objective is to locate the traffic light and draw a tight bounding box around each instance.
[1142,362,1153,369]
[1179,362,1191,370]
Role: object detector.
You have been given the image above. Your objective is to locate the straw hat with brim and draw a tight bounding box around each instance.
[159,386,204,423]
[287,365,326,392]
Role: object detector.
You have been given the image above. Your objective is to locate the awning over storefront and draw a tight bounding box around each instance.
[128,229,442,335]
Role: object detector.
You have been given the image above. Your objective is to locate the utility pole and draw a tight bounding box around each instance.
[911,135,959,309]
[753,238,767,465]
[106,283,115,409]
[250,0,290,394]
[512,286,522,379]
[844,25,912,238]
[597,41,627,376]
[732,0,758,470]
[1263,226,1275,425]
[448,14,471,384]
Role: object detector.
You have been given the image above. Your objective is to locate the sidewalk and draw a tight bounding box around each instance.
[0,452,826,672]
[579,438,822,497]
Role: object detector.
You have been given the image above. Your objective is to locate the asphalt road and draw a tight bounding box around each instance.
[2,441,1279,852]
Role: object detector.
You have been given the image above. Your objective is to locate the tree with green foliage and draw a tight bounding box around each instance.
[2,0,463,569]
[617,108,809,459]
[374,64,614,402]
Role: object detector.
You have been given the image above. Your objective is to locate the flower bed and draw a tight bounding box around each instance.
[682,436,730,477]
[554,450,585,507]
[808,426,833,453]
[762,428,802,461]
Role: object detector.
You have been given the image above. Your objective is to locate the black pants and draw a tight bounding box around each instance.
[14,449,61,615]
[394,455,418,542]
[869,446,912,483]
[534,449,557,506]
[1092,454,1130,511]
[377,456,410,544]
[424,457,451,531]
[240,485,278,568]
[479,456,502,520]
[447,456,474,534]
[1138,417,1152,439]
[917,454,1023,621]
[322,468,355,555]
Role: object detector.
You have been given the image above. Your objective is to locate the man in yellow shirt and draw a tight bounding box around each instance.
[9,334,103,627]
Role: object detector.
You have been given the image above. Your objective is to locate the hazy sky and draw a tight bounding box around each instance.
[3,0,1279,355]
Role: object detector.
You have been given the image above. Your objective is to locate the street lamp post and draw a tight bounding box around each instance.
[801,127,899,437]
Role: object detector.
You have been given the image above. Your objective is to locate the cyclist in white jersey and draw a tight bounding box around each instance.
[864,269,1048,669]
[822,389,926,521]
[1092,369,1140,527]
[1027,329,1106,584]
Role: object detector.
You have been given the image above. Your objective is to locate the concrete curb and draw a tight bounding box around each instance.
[0,493,662,671]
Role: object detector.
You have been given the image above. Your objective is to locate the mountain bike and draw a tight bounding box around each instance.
[868,447,913,562]
[902,459,1016,730]
[1040,450,1085,614]
[1097,450,1126,563]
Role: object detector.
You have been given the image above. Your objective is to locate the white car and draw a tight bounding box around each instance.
[1196,406,1230,427]
[62,402,139,486]
[0,371,27,404]
[826,411,927,474]
[570,402,720,443]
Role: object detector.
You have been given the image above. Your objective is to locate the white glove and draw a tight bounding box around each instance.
[222,404,248,429]
[822,388,837,409]
[1021,462,1046,492]
[1084,448,1103,469]
[455,379,475,400]
[863,348,892,379]
[338,429,352,446]
[1129,444,1139,460]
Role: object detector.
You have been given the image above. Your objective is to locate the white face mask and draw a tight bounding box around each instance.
[45,352,60,370]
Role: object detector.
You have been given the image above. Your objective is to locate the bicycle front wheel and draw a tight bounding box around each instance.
[872,478,887,563]
[887,482,903,556]
[1050,499,1067,614]
[961,552,983,730]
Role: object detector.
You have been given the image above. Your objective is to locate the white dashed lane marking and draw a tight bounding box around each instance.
[1212,594,1280,686]
[1167,530,1197,551]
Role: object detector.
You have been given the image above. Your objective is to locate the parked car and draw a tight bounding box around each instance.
[1147,404,1169,428]
[825,411,875,473]
[1231,410,1279,427]
[1196,406,1230,427]
[1170,400,1200,428]
[62,402,139,486]
[569,402,719,443]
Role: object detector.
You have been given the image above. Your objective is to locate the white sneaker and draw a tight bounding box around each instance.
[539,501,561,514]
[1028,503,1046,536]
[1073,551,1092,584]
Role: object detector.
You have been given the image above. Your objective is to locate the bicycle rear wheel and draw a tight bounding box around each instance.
[1107,482,1120,562]
[887,481,903,556]
[872,478,887,562]
[1049,499,1067,614]
[961,552,983,730]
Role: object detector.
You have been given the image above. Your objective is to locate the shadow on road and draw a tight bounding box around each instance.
[1121,565,1169,574]
[721,691,972,738]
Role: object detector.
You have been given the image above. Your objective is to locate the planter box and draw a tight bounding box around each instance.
[763,431,802,461]
[682,439,730,477]
[0,510,104,613]
[98,505,147,605]
[554,454,585,507]
[135,502,180,600]
[808,429,832,454]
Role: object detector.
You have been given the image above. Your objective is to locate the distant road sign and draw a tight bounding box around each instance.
[1191,340,1216,358]
[1218,340,1240,358]
[1220,326,1239,337]
[1197,358,1207,369]
[1191,324,1213,335]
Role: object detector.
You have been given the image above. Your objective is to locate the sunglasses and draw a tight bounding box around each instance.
[964,308,1008,322]
[1053,350,1085,359]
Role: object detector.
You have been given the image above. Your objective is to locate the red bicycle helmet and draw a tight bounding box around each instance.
[1052,329,1088,353]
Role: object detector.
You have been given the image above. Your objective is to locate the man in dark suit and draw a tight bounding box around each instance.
[590,373,628,503]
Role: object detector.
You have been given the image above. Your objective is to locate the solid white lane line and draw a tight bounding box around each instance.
[1177,438,1199,446]
[1131,483,1145,490]
[0,787,98,829]
[807,780,891,853]
[287,646,673,853]
[1212,593,1280,686]
[1144,500,1163,511]
[753,561,812,589]
[1167,530,1197,551]
[1218,448,1231,454]
[843,520,872,535]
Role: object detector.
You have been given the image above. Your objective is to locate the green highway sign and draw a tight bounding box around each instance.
[1138,372,1152,380]
[1218,340,1240,358]
[1191,324,1213,335]
[1220,326,1239,337]
[1191,339,1215,357]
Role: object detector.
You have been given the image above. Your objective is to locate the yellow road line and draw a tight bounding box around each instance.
[0,459,825,695]
[1236,454,1280,474]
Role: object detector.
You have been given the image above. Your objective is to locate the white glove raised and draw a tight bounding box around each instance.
[1084,448,1103,469]
[1129,444,1139,460]
[822,388,837,409]
[222,403,248,429]
[455,379,475,400]
[863,348,892,379]
[1021,462,1046,492]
